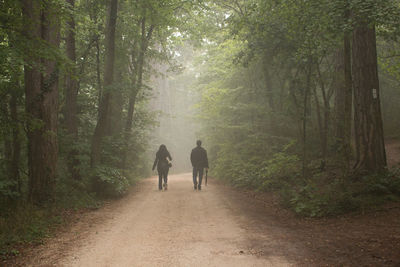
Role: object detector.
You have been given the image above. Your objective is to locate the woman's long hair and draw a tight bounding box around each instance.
[157,144,169,158]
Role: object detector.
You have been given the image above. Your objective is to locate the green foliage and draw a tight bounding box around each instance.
[0,204,57,255]
[92,166,129,197]
[0,180,102,256]
[193,0,400,219]
[0,180,20,199]
[0,197,101,257]
[289,170,400,217]
[258,149,301,192]
[213,145,400,217]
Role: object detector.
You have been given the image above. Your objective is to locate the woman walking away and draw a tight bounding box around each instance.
[152,144,172,191]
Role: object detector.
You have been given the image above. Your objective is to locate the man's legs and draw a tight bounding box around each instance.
[192,167,198,189]
[198,168,204,190]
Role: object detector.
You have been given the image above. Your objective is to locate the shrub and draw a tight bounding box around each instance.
[287,170,400,217]
[212,141,400,217]
[92,166,129,197]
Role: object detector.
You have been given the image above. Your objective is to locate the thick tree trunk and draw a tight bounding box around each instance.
[3,97,13,190]
[334,34,353,170]
[352,23,386,172]
[23,0,60,205]
[91,0,118,168]
[9,92,21,193]
[65,0,80,180]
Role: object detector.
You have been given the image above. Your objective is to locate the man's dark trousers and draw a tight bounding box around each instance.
[193,167,204,187]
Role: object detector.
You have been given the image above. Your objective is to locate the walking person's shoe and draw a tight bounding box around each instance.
[194,184,197,190]
[198,185,201,191]
[163,183,168,190]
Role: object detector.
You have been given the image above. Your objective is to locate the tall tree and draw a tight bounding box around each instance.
[23,0,61,204]
[91,0,118,168]
[123,16,154,169]
[65,0,80,179]
[8,79,22,194]
[334,32,353,170]
[352,22,387,172]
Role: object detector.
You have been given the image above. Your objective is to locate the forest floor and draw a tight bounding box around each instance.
[5,170,400,266]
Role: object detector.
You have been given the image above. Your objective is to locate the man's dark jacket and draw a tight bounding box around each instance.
[190,146,209,169]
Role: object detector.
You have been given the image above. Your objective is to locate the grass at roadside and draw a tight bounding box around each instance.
[0,191,101,261]
[0,172,144,261]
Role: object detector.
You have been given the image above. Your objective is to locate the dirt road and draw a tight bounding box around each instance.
[15,173,400,266]
[20,173,291,266]
[60,173,289,266]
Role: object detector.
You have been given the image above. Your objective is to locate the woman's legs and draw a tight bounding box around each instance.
[162,169,169,190]
[164,169,169,184]
[158,172,163,190]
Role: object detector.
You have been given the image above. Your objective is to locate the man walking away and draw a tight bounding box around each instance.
[190,140,209,190]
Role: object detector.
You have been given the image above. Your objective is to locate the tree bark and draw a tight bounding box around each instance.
[262,53,276,131]
[315,62,331,169]
[302,61,312,177]
[352,23,386,172]
[3,96,13,191]
[312,84,325,166]
[95,37,102,118]
[334,33,353,170]
[9,91,21,193]
[65,0,80,180]
[23,0,60,205]
[91,0,118,168]
[109,30,124,137]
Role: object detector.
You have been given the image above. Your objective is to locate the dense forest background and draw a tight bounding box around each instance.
[1,0,400,254]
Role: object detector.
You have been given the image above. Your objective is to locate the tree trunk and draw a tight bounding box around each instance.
[91,0,118,168]
[352,23,386,172]
[302,61,312,177]
[262,53,276,131]
[122,18,154,169]
[65,0,80,180]
[109,70,124,136]
[312,84,325,168]
[334,33,353,170]
[342,32,353,168]
[95,37,102,118]
[23,0,60,205]
[316,63,331,169]
[9,91,21,193]
[3,96,13,190]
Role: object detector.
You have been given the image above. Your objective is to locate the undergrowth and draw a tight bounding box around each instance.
[287,169,400,217]
[0,166,144,260]
[0,189,101,260]
[213,146,400,217]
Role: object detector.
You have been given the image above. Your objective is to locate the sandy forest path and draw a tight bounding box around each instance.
[15,172,400,266]
[60,173,288,267]
[22,173,293,266]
